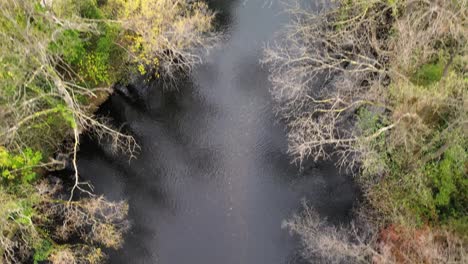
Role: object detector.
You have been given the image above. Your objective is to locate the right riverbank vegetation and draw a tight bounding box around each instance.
[264,0,467,263]
[0,0,217,263]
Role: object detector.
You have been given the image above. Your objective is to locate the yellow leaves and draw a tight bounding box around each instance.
[0,146,8,167]
[78,52,110,85]
[127,35,144,53]
[107,0,215,71]
[137,64,146,75]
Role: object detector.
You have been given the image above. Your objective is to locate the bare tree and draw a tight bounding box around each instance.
[262,0,466,169]
[284,202,468,264]
[1,179,129,264]
[283,202,380,263]
[262,0,393,168]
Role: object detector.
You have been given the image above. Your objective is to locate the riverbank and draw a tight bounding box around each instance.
[0,1,217,263]
[264,0,467,263]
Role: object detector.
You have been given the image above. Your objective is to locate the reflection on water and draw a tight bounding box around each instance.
[77,1,357,263]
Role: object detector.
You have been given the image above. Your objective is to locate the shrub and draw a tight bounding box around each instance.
[411,61,445,86]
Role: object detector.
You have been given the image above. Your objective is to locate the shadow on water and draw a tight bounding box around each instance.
[77,1,358,263]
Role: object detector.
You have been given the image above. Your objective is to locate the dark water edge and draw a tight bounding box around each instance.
[76,1,358,263]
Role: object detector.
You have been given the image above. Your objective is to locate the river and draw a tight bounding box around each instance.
[77,1,357,263]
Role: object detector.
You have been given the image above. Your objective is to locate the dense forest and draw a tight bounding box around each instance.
[1,0,466,263]
[264,0,467,263]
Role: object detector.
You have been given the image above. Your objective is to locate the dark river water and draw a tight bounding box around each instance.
[77,1,357,263]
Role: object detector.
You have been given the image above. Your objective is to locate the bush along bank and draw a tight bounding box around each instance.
[264,0,467,263]
[0,0,217,263]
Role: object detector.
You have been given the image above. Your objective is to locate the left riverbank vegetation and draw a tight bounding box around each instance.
[0,0,217,263]
[264,0,467,263]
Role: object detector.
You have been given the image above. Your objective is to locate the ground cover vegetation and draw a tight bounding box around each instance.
[0,0,216,263]
[264,0,467,262]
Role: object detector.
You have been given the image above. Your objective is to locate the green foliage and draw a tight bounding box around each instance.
[79,0,103,19]
[356,108,390,178]
[411,61,445,86]
[47,8,122,87]
[0,147,42,183]
[426,144,467,218]
[368,123,467,230]
[49,30,86,65]
[77,23,123,86]
[56,104,78,129]
[357,108,388,136]
[33,239,53,264]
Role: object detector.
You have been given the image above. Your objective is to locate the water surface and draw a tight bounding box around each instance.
[78,1,356,263]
